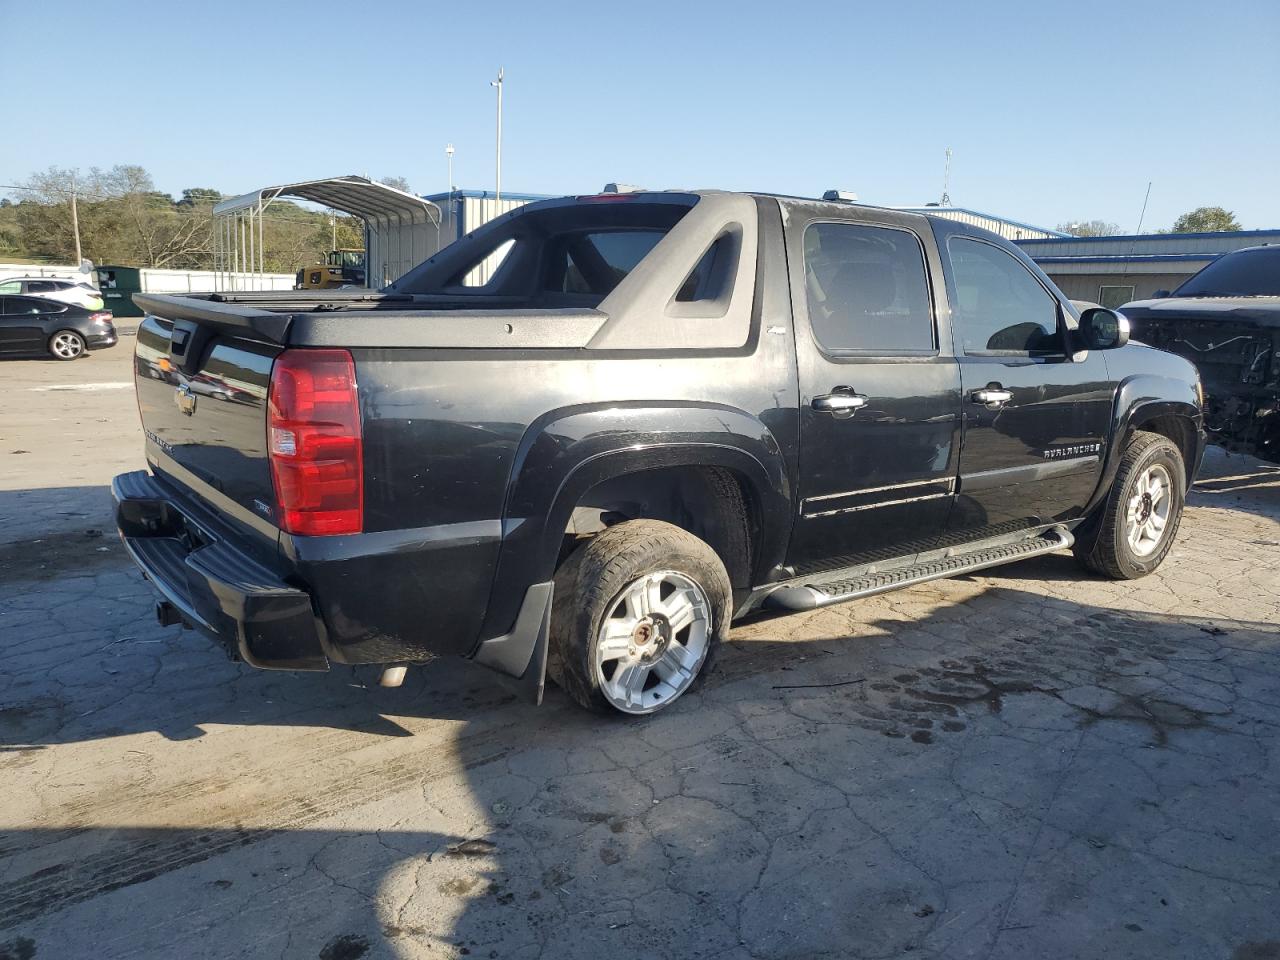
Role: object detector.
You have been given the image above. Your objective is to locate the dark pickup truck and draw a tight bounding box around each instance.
[1122,244,1279,464]
[114,190,1206,716]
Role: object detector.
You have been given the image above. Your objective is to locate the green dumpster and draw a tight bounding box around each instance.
[96,265,143,318]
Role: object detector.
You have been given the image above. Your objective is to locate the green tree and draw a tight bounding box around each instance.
[1057,220,1120,237]
[5,165,369,273]
[12,165,215,268]
[1171,206,1241,233]
[178,187,223,207]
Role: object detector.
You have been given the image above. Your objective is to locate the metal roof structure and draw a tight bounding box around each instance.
[420,188,559,203]
[212,176,443,290]
[893,206,1068,241]
[214,176,441,221]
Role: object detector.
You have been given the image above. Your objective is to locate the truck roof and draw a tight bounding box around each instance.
[532,188,953,230]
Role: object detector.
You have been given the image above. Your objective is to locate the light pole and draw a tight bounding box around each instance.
[446,142,455,194]
[490,67,504,202]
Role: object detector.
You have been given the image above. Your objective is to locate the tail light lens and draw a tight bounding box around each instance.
[268,349,363,536]
[89,311,113,324]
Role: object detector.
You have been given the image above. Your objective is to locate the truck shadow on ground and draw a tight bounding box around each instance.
[3,583,1279,959]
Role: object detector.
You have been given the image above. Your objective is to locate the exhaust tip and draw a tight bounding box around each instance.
[379,665,408,688]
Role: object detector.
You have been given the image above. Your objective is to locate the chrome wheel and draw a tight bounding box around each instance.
[50,331,85,359]
[1125,464,1173,558]
[594,570,711,714]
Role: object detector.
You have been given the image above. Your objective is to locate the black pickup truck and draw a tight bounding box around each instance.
[114,190,1205,716]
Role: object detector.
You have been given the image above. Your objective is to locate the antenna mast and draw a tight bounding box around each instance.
[940,148,952,206]
[1134,180,1153,234]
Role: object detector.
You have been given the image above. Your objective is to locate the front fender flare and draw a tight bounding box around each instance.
[1084,374,1203,516]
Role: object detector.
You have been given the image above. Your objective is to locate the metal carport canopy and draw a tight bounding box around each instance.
[212,176,443,289]
[213,175,441,223]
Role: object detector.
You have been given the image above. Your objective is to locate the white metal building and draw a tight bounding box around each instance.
[421,189,559,286]
[894,206,1067,241]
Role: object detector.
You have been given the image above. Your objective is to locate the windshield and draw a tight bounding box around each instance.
[1174,247,1280,297]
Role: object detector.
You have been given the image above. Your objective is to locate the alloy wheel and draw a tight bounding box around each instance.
[1125,463,1173,558]
[593,570,711,714]
[51,332,84,359]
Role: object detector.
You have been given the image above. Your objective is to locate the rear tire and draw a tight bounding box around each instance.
[549,520,731,716]
[49,330,86,360]
[1073,431,1186,579]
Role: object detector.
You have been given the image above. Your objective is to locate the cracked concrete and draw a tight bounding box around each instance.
[2,348,1280,960]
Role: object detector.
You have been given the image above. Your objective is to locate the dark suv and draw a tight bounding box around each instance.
[1122,244,1279,463]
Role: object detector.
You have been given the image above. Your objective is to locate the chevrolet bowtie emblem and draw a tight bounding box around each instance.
[175,383,197,416]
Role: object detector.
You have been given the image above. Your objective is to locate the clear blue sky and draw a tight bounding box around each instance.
[7,0,1279,231]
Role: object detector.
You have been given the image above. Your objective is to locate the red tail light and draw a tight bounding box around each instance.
[89,311,114,324]
[268,349,363,536]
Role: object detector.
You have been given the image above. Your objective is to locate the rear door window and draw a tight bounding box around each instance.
[803,222,935,353]
[27,280,56,293]
[7,297,45,314]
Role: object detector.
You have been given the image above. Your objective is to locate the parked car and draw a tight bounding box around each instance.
[0,276,105,310]
[113,190,1205,716]
[1121,244,1279,464]
[0,295,117,359]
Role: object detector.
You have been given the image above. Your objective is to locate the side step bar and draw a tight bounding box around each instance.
[764,526,1074,612]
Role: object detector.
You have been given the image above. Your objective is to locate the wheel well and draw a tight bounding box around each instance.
[563,465,758,592]
[1134,414,1197,483]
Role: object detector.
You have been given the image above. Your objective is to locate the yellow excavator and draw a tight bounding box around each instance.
[295,249,367,290]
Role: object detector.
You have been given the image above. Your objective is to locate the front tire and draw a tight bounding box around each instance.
[49,330,86,360]
[1074,431,1186,579]
[549,520,732,715]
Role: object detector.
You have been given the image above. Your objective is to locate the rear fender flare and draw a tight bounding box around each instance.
[477,401,792,643]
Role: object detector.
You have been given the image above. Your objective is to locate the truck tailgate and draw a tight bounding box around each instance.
[133,313,283,562]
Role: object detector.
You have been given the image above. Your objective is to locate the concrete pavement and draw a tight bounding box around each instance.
[2,345,1279,960]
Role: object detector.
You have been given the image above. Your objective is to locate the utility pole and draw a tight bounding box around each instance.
[69,171,82,264]
[446,143,455,194]
[490,67,504,202]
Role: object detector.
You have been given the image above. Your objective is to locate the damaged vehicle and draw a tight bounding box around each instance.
[1123,244,1280,463]
[114,190,1205,716]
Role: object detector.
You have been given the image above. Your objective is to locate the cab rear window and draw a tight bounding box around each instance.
[550,231,667,296]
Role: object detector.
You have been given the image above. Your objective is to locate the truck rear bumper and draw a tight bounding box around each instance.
[113,470,328,670]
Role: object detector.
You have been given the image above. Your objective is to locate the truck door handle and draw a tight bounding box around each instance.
[971,387,1013,406]
[813,392,868,417]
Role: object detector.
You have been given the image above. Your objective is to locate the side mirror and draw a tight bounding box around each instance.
[1079,307,1130,350]
[1152,289,1171,299]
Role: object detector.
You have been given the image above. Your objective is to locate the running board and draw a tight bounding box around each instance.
[764,527,1074,612]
